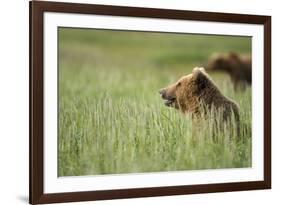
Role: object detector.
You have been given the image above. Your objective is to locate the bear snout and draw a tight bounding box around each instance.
[159,88,177,107]
[159,88,176,100]
[159,88,175,100]
[159,89,166,99]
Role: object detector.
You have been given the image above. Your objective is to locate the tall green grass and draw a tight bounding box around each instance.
[58,28,252,176]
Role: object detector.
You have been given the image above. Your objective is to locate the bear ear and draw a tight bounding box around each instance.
[228,52,241,65]
[228,52,239,60]
[192,67,207,77]
[192,67,208,91]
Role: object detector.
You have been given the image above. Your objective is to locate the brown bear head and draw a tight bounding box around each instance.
[159,67,216,113]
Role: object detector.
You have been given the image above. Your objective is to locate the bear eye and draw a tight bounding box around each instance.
[177,82,181,87]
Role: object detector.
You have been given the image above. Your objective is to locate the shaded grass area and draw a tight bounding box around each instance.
[58,28,252,176]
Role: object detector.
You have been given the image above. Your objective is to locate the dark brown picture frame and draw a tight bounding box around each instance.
[30,0,271,204]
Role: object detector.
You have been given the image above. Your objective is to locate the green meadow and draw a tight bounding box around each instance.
[58,28,252,176]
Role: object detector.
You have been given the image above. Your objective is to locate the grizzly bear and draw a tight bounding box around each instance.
[159,67,239,123]
[205,52,251,90]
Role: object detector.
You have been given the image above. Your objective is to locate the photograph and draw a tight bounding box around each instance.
[58,28,252,177]
[29,1,271,203]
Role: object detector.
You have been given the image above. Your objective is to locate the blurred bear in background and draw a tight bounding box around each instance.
[205,52,251,90]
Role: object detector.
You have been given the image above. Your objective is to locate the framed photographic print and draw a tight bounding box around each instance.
[29,0,271,204]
